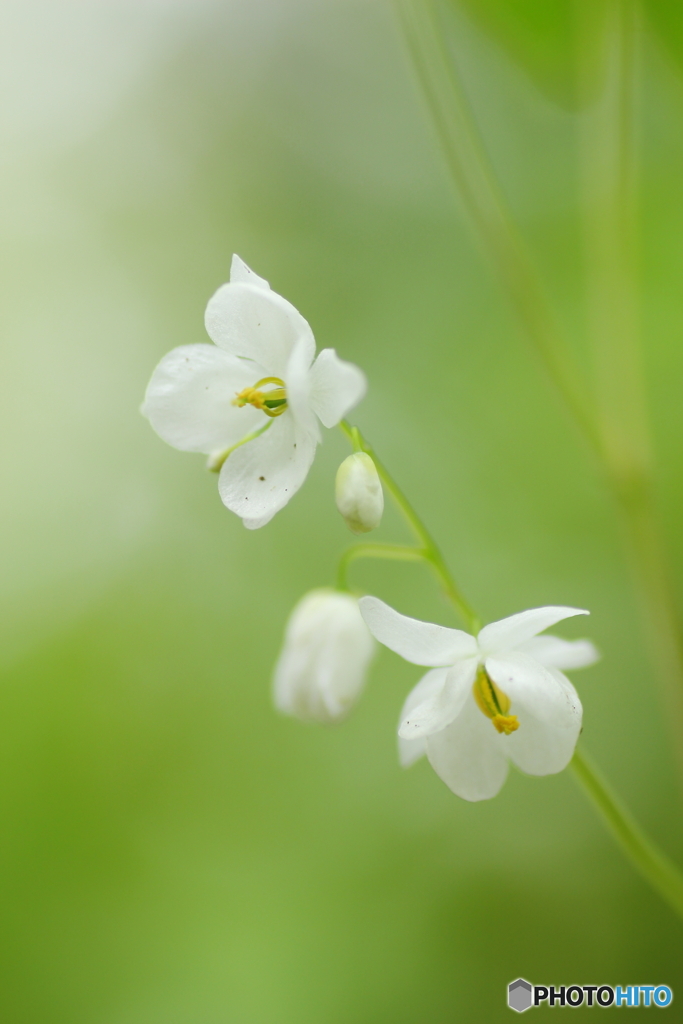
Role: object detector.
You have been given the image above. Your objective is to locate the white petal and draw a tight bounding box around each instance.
[485,651,582,727]
[425,694,509,801]
[142,344,266,453]
[397,668,448,767]
[517,635,600,670]
[285,335,321,442]
[218,414,316,528]
[358,597,478,666]
[504,668,582,775]
[273,589,375,724]
[399,735,427,769]
[398,658,478,739]
[477,606,589,656]
[230,254,271,290]
[205,281,315,379]
[308,348,367,428]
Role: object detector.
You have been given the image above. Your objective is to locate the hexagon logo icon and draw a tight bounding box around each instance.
[508,978,533,1013]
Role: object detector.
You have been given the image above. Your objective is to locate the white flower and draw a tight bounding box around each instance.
[359,597,599,801]
[335,452,384,534]
[274,589,376,724]
[142,256,366,529]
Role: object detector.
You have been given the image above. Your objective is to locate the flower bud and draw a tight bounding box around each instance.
[335,452,383,534]
[273,589,375,724]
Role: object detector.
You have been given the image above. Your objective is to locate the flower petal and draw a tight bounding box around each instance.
[425,694,509,801]
[503,668,582,775]
[485,651,582,726]
[477,606,589,656]
[285,336,321,442]
[398,658,478,739]
[218,413,316,529]
[230,254,271,291]
[397,668,448,767]
[205,281,315,379]
[358,597,478,666]
[308,348,367,428]
[517,635,600,670]
[142,344,266,453]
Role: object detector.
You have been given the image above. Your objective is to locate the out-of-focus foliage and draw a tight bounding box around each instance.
[456,0,581,107]
[1,1,683,1021]
[456,0,683,108]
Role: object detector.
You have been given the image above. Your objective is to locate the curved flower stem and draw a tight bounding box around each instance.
[338,424,683,920]
[337,542,427,592]
[572,748,683,921]
[206,421,272,473]
[339,420,480,632]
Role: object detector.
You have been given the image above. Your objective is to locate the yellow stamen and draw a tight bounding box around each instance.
[233,377,288,417]
[491,714,520,735]
[472,668,520,735]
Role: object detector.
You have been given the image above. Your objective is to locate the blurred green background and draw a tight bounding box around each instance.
[2,1,683,1020]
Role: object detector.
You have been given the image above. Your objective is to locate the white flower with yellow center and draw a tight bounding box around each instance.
[142,256,366,529]
[359,597,599,801]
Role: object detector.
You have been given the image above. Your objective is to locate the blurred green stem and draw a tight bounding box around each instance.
[572,748,683,921]
[393,0,600,452]
[339,420,480,632]
[579,0,683,782]
[395,0,683,781]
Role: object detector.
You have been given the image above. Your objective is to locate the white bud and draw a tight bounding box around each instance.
[335,452,384,534]
[273,589,375,724]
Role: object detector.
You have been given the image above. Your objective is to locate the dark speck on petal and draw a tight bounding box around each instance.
[259,476,265,481]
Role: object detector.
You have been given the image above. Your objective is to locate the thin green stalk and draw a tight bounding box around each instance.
[395,0,683,781]
[394,0,601,454]
[579,0,683,783]
[206,421,272,473]
[572,748,683,920]
[339,420,480,631]
[337,542,426,592]
[339,421,683,922]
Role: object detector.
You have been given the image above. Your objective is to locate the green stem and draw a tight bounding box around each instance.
[206,421,272,473]
[579,0,683,787]
[339,420,480,631]
[337,542,427,592]
[572,748,683,920]
[393,0,601,454]
[397,0,683,784]
[338,426,683,921]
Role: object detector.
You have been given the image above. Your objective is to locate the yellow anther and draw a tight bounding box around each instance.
[491,714,519,735]
[233,377,288,417]
[473,668,519,734]
[234,385,264,407]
